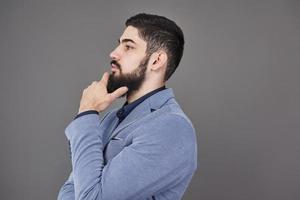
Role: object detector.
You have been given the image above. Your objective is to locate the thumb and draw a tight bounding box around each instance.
[109,86,128,100]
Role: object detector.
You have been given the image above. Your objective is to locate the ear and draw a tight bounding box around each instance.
[149,50,168,71]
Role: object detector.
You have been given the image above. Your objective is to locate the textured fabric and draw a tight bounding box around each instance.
[58,88,198,200]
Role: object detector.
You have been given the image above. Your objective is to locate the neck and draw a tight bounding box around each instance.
[126,82,165,104]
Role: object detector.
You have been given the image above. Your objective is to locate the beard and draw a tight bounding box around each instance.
[107,54,150,98]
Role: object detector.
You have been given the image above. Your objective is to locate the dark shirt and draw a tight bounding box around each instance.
[74,110,99,120]
[74,86,166,122]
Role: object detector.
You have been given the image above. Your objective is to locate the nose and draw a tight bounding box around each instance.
[109,46,121,60]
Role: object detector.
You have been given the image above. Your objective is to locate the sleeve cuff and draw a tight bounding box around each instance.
[74,110,99,120]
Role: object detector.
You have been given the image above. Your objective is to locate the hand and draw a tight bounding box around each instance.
[78,72,128,114]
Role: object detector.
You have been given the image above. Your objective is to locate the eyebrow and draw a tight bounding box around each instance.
[118,38,137,44]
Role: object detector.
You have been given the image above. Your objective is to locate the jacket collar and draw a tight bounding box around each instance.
[108,88,175,140]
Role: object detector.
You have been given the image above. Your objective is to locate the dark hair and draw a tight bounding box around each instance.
[125,13,185,81]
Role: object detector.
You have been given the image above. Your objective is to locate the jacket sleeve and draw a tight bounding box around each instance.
[57,111,113,200]
[64,113,197,200]
[57,172,75,200]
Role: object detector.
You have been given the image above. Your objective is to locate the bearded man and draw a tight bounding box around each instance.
[58,13,197,200]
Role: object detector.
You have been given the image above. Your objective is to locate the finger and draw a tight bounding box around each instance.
[109,86,128,100]
[100,72,109,86]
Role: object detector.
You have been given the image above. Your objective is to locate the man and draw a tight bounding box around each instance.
[58,13,197,200]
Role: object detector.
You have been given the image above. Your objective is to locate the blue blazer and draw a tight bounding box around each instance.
[58,88,197,200]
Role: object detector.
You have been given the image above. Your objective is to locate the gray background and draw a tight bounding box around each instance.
[0,0,299,199]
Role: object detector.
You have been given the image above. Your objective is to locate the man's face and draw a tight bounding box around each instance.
[107,26,150,96]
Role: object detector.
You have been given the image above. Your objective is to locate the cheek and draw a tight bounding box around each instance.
[121,56,141,73]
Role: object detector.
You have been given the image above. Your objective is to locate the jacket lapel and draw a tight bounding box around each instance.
[107,88,175,141]
[102,110,119,146]
[107,99,151,141]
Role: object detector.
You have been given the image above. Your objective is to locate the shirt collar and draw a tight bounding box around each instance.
[116,86,166,121]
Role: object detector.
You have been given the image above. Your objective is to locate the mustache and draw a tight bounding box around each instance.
[110,60,121,69]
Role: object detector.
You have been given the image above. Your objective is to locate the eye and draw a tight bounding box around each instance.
[125,45,134,50]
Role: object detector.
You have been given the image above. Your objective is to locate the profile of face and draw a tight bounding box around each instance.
[107,26,150,97]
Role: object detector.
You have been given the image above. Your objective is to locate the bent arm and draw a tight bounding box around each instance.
[58,172,75,200]
[65,113,196,200]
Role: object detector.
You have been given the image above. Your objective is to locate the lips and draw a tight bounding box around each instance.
[111,63,118,68]
[110,64,118,73]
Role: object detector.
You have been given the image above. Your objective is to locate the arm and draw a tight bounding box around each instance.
[66,113,196,200]
[58,110,112,200]
[57,172,75,200]
[58,72,127,199]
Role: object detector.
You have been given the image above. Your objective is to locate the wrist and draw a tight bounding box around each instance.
[75,110,99,120]
[78,107,98,114]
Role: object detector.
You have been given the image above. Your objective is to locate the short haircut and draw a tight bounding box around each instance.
[126,13,185,81]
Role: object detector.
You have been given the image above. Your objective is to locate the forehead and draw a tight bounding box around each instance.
[120,26,147,48]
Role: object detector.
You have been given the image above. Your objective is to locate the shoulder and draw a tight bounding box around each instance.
[152,97,196,136]
[134,99,197,151]
[131,110,197,171]
[139,109,196,143]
